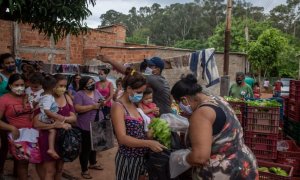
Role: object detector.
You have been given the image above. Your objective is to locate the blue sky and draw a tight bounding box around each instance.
[86,0,287,28]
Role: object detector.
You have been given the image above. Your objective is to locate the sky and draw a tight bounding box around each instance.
[85,0,287,28]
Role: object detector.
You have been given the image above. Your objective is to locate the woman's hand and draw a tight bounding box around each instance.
[54,122,71,130]
[10,126,20,140]
[153,107,160,115]
[93,103,102,110]
[146,140,166,152]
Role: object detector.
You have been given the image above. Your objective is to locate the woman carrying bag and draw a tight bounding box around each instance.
[74,76,105,179]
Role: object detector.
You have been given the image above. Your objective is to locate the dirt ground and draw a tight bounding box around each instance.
[3,147,118,180]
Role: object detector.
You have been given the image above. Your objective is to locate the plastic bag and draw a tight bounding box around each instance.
[160,114,189,133]
[277,140,289,152]
[169,149,191,178]
[145,149,171,180]
[57,128,81,162]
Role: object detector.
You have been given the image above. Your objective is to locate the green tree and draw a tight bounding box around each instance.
[207,18,272,52]
[126,28,151,44]
[0,0,96,42]
[174,39,206,50]
[248,28,289,82]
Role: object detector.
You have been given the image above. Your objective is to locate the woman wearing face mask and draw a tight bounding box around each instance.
[96,68,114,120]
[170,74,258,180]
[0,73,36,180]
[111,68,165,180]
[74,76,105,179]
[33,74,77,180]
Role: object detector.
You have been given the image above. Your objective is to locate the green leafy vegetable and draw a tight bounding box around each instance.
[148,118,171,148]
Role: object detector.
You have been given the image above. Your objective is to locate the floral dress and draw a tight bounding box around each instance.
[188,96,258,180]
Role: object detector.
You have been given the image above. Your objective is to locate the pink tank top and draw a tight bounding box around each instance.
[96,81,112,107]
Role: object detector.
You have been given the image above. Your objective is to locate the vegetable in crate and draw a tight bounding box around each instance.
[246,99,281,107]
[258,166,288,176]
[148,118,171,148]
[224,96,244,102]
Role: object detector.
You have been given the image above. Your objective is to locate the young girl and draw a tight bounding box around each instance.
[139,87,159,119]
[25,72,44,109]
[39,75,65,159]
[253,82,261,99]
[113,77,124,101]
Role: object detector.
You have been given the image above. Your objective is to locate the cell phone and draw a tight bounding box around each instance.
[98,97,105,103]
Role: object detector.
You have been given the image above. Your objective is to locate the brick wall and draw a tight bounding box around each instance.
[0,20,13,54]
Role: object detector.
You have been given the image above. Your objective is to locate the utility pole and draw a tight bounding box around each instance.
[220,0,233,96]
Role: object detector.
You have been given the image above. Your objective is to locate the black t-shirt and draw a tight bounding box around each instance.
[146,75,172,114]
[201,104,226,135]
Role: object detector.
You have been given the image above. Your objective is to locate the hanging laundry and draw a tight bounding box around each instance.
[189,49,220,87]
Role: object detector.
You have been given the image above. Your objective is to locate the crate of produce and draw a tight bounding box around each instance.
[244,132,278,160]
[288,100,300,122]
[245,105,280,134]
[284,119,300,145]
[289,80,300,102]
[224,96,246,126]
[277,140,300,176]
[258,160,294,180]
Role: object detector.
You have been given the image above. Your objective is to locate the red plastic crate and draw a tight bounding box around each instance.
[228,101,245,127]
[258,160,294,180]
[277,140,300,176]
[289,80,300,103]
[288,100,300,122]
[244,132,278,160]
[245,106,280,133]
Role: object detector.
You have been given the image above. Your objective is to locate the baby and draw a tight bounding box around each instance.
[39,75,65,159]
[139,87,159,119]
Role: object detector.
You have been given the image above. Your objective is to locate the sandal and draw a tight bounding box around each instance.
[81,172,92,179]
[88,164,104,170]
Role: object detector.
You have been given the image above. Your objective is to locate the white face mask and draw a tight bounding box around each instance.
[11,86,25,95]
[179,102,193,115]
[144,67,153,75]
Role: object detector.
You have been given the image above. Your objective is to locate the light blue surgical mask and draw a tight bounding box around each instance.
[179,102,193,115]
[99,75,106,81]
[129,93,143,103]
[144,67,153,75]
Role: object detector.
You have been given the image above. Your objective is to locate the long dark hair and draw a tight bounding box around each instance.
[71,74,81,91]
[171,74,203,101]
[6,73,24,91]
[122,67,146,90]
[79,76,93,91]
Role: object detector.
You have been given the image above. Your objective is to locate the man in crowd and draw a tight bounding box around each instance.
[273,78,283,97]
[229,72,253,99]
[97,55,172,114]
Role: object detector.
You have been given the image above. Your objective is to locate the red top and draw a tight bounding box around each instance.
[96,81,112,107]
[274,81,283,92]
[0,93,33,129]
[140,102,157,119]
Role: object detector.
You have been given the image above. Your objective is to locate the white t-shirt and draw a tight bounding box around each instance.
[25,87,44,109]
[39,94,58,123]
[263,80,270,87]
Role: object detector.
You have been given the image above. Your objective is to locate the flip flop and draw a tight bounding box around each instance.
[81,172,92,179]
[88,164,104,170]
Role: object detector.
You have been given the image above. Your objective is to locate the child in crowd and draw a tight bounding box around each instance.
[139,87,159,119]
[253,82,261,99]
[113,77,123,101]
[25,72,44,109]
[39,75,65,159]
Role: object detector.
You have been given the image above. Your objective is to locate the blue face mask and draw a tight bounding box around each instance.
[129,93,143,103]
[144,67,153,75]
[179,102,193,115]
[99,75,106,81]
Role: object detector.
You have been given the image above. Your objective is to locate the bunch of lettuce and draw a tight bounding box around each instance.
[246,99,281,107]
[224,96,244,102]
[148,118,171,148]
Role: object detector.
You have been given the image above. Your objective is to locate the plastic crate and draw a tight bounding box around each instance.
[284,119,300,146]
[245,106,280,134]
[288,100,300,122]
[277,140,300,176]
[258,160,294,180]
[244,132,278,160]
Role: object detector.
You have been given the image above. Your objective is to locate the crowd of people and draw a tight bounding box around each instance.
[0,52,259,180]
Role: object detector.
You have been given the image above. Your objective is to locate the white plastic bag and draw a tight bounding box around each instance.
[160,113,189,132]
[169,149,191,178]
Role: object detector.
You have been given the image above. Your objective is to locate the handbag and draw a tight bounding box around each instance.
[90,107,114,151]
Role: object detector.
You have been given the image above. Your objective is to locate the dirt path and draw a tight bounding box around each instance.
[3,147,117,180]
